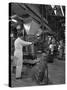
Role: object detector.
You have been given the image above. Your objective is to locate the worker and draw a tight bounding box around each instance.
[58,40,63,59]
[14,24,32,79]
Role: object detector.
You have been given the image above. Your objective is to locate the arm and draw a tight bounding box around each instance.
[20,39,32,46]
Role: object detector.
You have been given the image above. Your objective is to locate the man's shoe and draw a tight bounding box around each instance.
[16,77,22,79]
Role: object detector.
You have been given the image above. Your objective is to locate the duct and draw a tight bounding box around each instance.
[24,23,31,34]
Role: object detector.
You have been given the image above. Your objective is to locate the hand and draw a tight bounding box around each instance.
[32,42,34,45]
[30,42,33,45]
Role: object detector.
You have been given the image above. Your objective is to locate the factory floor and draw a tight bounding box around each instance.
[11,57,65,87]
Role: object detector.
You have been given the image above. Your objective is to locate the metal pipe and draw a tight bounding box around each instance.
[60,6,64,16]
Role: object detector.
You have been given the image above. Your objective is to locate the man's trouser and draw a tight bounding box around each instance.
[14,55,23,78]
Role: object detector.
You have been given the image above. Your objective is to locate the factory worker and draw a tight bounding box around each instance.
[14,24,32,79]
[58,40,63,58]
[49,38,55,54]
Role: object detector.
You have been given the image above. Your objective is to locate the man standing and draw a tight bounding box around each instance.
[14,24,32,79]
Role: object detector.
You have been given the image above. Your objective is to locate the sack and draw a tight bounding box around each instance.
[32,54,47,84]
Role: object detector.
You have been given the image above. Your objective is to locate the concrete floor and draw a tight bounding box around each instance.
[48,59,65,84]
[11,58,65,87]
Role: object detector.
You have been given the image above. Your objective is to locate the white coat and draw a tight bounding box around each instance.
[14,37,32,78]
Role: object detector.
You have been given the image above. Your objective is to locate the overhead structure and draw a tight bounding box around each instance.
[10,3,65,37]
[10,3,54,34]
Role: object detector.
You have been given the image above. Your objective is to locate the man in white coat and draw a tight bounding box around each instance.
[14,24,32,79]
